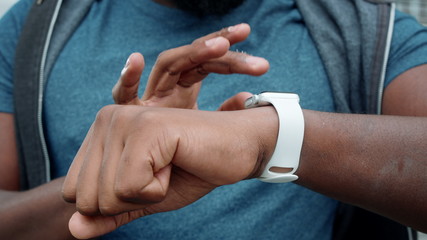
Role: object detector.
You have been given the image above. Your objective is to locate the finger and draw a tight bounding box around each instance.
[74,107,113,215]
[96,113,172,215]
[69,210,147,239]
[142,23,250,101]
[194,23,251,46]
[115,164,172,206]
[62,125,95,203]
[69,212,116,239]
[114,142,172,205]
[96,108,138,216]
[178,53,269,88]
[112,53,145,105]
[218,92,253,111]
[98,117,154,216]
[143,36,230,100]
[200,52,269,76]
[142,82,202,109]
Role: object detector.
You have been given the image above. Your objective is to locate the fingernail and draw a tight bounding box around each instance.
[227,23,242,32]
[245,56,265,66]
[205,37,221,47]
[121,57,130,75]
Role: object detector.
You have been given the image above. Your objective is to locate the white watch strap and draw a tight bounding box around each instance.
[246,93,304,183]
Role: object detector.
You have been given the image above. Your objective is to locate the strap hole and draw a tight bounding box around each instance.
[269,167,293,174]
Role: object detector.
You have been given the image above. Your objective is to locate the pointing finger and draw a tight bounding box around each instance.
[142,23,251,101]
[112,53,145,105]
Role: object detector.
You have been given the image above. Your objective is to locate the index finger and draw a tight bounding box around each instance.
[142,23,251,100]
[193,23,251,46]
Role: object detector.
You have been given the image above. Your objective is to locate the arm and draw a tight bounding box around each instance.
[62,64,427,239]
[297,64,427,232]
[0,23,266,239]
[0,113,19,190]
[62,20,427,238]
[0,113,77,240]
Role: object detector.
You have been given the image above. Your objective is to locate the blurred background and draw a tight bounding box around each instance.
[0,0,18,17]
[396,0,427,25]
[0,0,426,239]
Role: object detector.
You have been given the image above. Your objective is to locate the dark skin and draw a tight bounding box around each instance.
[305,65,427,229]
[61,27,427,239]
[0,23,268,240]
[1,2,426,240]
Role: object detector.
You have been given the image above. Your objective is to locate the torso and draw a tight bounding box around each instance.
[45,1,337,239]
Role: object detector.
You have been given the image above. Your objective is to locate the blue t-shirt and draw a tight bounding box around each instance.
[1,0,427,239]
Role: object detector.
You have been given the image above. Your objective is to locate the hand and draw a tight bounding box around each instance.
[112,23,269,109]
[62,105,278,239]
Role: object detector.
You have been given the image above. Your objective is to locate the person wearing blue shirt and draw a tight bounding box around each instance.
[0,0,427,239]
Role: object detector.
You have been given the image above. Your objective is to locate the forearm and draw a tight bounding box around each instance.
[296,110,427,232]
[0,177,77,239]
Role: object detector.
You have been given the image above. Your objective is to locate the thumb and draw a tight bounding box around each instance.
[218,92,253,111]
[112,53,145,105]
[69,210,146,239]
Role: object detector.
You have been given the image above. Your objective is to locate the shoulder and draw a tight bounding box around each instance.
[0,0,35,55]
[385,9,427,86]
[0,0,34,30]
[0,0,34,113]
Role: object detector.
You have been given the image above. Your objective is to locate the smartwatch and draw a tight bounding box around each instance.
[245,92,304,183]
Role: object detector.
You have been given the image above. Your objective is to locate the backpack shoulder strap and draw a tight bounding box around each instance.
[13,0,95,189]
[296,0,393,114]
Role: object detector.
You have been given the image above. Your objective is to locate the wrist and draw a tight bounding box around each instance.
[242,106,279,179]
[244,92,305,182]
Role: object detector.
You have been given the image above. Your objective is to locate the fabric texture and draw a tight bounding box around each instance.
[297,0,391,114]
[1,0,427,239]
[396,0,427,25]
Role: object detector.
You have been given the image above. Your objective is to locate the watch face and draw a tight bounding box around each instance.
[244,92,299,109]
[244,95,264,108]
[259,92,299,100]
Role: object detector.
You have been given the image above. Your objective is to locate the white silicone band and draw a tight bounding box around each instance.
[245,93,304,183]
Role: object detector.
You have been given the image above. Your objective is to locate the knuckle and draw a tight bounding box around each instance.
[191,38,202,46]
[195,65,209,76]
[110,107,132,126]
[228,50,247,60]
[156,50,181,76]
[164,66,180,76]
[114,186,138,202]
[95,105,116,124]
[114,181,167,204]
[114,178,139,202]
[62,190,76,203]
[219,27,229,36]
[157,49,169,59]
[137,108,160,123]
[99,204,122,216]
[156,50,173,65]
[76,202,99,216]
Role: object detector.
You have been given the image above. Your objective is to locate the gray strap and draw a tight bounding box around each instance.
[13,0,95,189]
[14,0,61,190]
[296,0,391,114]
[45,0,96,77]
